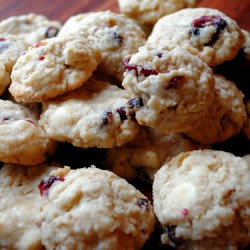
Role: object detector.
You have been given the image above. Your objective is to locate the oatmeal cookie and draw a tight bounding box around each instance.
[39,77,140,148]
[39,166,156,250]
[153,150,250,249]
[103,127,207,181]
[147,8,245,66]
[122,46,215,134]
[9,36,101,102]
[0,100,55,165]
[0,163,58,250]
[118,0,196,25]
[185,74,246,144]
[58,11,146,81]
[0,35,28,95]
[0,13,61,45]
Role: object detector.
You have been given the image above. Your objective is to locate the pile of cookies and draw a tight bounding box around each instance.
[0,1,250,249]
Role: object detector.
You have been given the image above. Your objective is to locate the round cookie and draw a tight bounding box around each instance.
[242,99,250,140]
[147,8,245,66]
[103,127,207,181]
[185,74,246,144]
[122,46,215,134]
[0,163,59,250]
[0,13,61,45]
[58,11,146,81]
[118,0,196,25]
[39,77,140,148]
[153,150,250,249]
[9,36,101,103]
[0,35,28,95]
[0,99,55,165]
[39,166,156,250]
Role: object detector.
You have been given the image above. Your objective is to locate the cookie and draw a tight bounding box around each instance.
[0,163,58,250]
[118,0,196,25]
[0,35,28,95]
[39,166,156,250]
[185,74,246,144]
[58,11,146,81]
[103,127,207,181]
[0,13,61,45]
[242,99,250,140]
[39,77,140,148]
[9,35,101,102]
[122,46,215,134]
[0,100,55,165]
[147,8,245,66]
[153,150,250,249]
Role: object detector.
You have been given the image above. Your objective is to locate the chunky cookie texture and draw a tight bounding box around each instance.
[103,127,207,181]
[0,13,61,45]
[39,77,140,148]
[9,36,101,102]
[118,0,196,25]
[0,163,59,250]
[122,46,215,134]
[147,8,245,66]
[0,35,28,95]
[58,11,146,81]
[153,150,250,249]
[185,74,247,144]
[40,167,156,250]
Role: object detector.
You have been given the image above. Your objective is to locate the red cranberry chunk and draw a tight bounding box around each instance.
[163,225,183,246]
[102,110,113,125]
[39,55,45,61]
[127,98,144,109]
[113,31,123,45]
[116,107,127,121]
[123,57,159,77]
[191,15,227,46]
[137,197,150,211]
[45,26,59,38]
[38,175,64,197]
[165,76,184,90]
[0,38,6,42]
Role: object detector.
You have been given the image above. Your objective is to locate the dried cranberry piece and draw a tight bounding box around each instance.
[38,175,64,197]
[39,55,45,61]
[45,26,59,38]
[35,42,43,48]
[116,107,127,121]
[166,76,184,90]
[191,15,227,46]
[113,31,123,45]
[25,119,35,125]
[127,98,144,109]
[102,110,113,125]
[123,58,158,77]
[0,38,6,42]
[138,197,150,211]
[163,225,181,245]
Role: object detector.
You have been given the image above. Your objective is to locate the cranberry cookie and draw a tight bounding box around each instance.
[0,100,54,165]
[59,11,146,81]
[185,74,246,144]
[9,36,101,102]
[39,166,156,250]
[39,77,140,148]
[0,13,61,45]
[122,46,215,134]
[153,150,250,249]
[147,8,245,66]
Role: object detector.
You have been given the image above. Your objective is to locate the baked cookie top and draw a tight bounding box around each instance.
[39,77,140,148]
[0,99,55,165]
[0,163,58,250]
[9,35,101,102]
[122,46,215,134]
[118,0,196,25]
[58,11,146,81]
[0,35,28,95]
[185,74,246,144]
[153,150,250,249]
[147,8,245,66]
[0,13,61,45]
[39,166,156,250]
[104,127,206,181]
